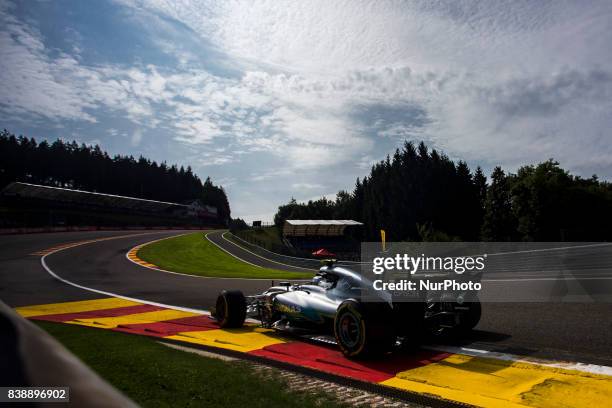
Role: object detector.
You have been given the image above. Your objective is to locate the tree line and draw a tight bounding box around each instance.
[0,129,230,221]
[274,141,612,242]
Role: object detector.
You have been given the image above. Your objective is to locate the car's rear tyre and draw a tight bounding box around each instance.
[215,290,246,328]
[392,302,426,347]
[456,298,481,332]
[334,300,394,358]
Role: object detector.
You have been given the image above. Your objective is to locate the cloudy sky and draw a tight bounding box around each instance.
[1,0,611,221]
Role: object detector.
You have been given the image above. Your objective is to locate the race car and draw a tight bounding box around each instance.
[211,260,481,358]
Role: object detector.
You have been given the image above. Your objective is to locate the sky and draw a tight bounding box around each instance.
[1,0,611,222]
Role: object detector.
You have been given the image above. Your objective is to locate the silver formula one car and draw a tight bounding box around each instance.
[212,260,481,358]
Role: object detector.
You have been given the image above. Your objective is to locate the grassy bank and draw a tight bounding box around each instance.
[234,227,284,248]
[138,232,311,279]
[36,321,344,408]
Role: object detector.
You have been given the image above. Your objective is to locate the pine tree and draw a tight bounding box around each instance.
[481,167,516,241]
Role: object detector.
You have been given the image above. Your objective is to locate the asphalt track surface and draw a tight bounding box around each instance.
[1,229,611,367]
[206,230,316,273]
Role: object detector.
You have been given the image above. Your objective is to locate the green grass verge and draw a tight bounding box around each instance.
[138,232,311,279]
[36,321,345,408]
[236,226,284,248]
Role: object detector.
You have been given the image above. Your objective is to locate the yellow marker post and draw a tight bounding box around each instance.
[380,229,386,252]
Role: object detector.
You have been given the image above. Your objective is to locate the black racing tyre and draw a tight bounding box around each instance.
[456,298,481,332]
[215,290,246,328]
[333,300,394,358]
[392,302,426,347]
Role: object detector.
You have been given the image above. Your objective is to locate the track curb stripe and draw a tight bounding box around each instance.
[17,297,612,408]
[126,244,162,270]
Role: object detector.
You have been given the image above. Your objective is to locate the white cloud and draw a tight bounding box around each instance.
[4,0,612,219]
[0,11,163,126]
[122,0,612,176]
[291,182,324,190]
[130,1,611,74]
[0,7,97,122]
[131,128,143,146]
[198,155,235,166]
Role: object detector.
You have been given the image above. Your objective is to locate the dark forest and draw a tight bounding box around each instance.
[0,130,230,221]
[275,141,612,242]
